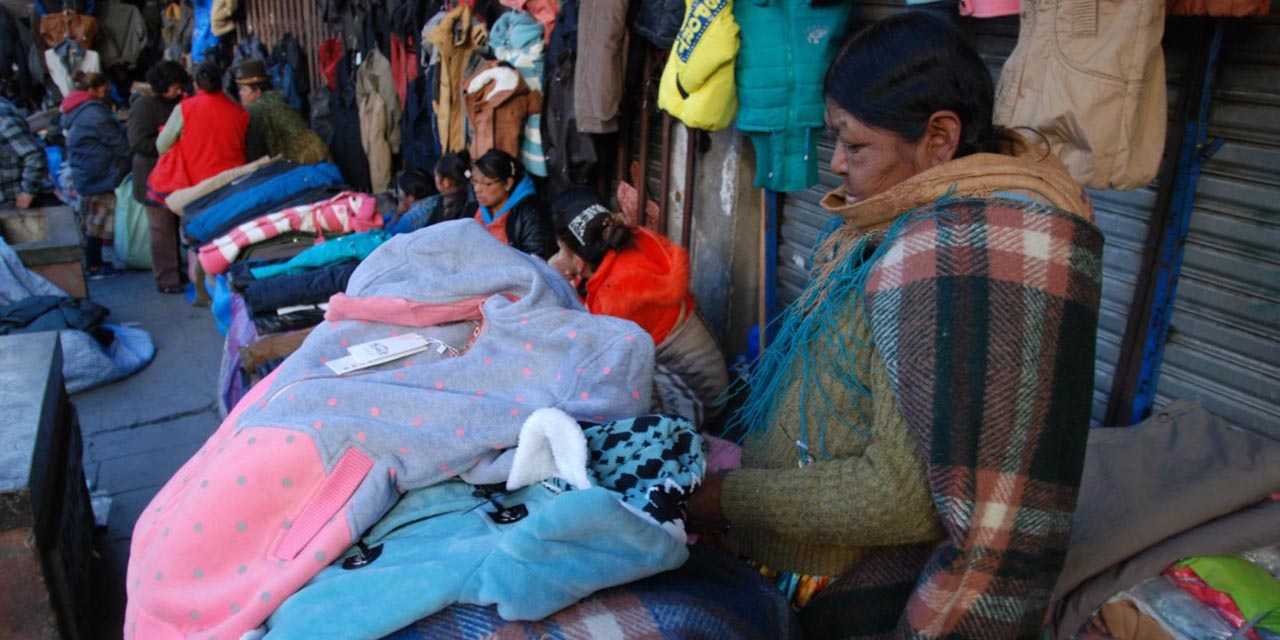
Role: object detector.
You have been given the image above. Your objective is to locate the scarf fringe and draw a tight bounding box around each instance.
[726,193,959,454]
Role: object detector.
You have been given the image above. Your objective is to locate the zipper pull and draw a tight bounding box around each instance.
[795,439,814,468]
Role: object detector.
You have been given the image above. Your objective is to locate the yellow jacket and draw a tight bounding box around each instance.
[658,0,739,132]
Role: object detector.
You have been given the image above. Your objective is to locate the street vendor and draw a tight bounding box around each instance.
[686,12,1104,639]
[235,58,329,165]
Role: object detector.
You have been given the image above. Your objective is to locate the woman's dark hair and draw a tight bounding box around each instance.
[145,61,191,95]
[192,62,224,93]
[472,149,523,186]
[551,188,631,266]
[397,169,436,200]
[823,12,1011,158]
[71,71,109,91]
[434,149,471,187]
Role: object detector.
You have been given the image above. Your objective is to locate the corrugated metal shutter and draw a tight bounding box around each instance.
[1152,15,1280,436]
[776,12,1197,426]
[241,0,331,94]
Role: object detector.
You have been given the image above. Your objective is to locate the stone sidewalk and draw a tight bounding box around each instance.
[70,271,223,639]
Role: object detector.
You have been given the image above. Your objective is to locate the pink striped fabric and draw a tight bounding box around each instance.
[198,191,382,275]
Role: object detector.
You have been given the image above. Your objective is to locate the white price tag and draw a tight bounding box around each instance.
[347,334,430,364]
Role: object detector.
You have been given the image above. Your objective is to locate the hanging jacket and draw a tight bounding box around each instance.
[574,0,628,134]
[160,1,193,62]
[96,0,148,67]
[190,0,219,61]
[356,50,397,194]
[499,0,558,42]
[633,0,683,49]
[540,0,597,200]
[199,191,382,275]
[63,94,131,196]
[401,70,441,173]
[124,219,654,640]
[147,90,249,201]
[210,0,236,35]
[463,61,542,163]
[734,0,849,192]
[474,174,557,259]
[994,0,1165,190]
[127,89,178,205]
[658,0,739,132]
[491,11,548,177]
[267,33,310,114]
[328,50,372,193]
[427,4,488,153]
[264,412,703,639]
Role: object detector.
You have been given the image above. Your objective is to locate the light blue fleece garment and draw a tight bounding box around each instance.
[479,174,536,225]
[250,230,391,279]
[264,416,704,639]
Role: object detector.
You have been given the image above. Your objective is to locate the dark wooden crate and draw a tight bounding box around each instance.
[0,333,93,640]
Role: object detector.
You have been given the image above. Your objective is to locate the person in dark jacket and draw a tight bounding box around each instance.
[385,151,473,235]
[235,59,329,165]
[63,70,131,278]
[129,61,190,293]
[468,149,556,259]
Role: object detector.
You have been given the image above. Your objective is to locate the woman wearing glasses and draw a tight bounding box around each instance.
[469,149,557,259]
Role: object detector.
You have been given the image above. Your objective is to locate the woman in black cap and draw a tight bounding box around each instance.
[549,188,728,427]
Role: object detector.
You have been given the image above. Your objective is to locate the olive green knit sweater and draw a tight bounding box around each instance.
[722,303,945,577]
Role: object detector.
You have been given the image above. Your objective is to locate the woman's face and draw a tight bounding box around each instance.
[238,84,262,106]
[472,173,514,209]
[826,102,934,205]
[92,84,110,100]
[548,238,587,285]
[164,83,185,100]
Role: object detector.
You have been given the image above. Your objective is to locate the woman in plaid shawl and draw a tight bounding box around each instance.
[689,12,1104,639]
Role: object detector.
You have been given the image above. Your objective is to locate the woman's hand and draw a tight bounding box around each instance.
[687,471,729,535]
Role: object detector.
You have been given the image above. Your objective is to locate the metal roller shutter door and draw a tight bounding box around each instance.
[1152,16,1280,437]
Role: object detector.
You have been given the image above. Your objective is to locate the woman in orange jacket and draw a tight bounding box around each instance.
[549,188,729,426]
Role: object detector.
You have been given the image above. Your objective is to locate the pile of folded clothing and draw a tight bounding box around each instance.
[199,189,389,414]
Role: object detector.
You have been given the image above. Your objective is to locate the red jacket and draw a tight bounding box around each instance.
[147,91,248,201]
[585,226,693,345]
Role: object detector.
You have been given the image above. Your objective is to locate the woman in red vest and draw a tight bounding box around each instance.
[147,62,249,205]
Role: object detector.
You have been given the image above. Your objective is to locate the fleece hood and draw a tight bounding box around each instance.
[60,90,96,115]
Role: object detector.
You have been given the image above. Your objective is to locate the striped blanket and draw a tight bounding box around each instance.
[387,545,801,639]
[198,191,381,275]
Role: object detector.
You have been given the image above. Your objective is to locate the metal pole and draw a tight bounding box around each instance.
[1106,19,1225,426]
[658,113,673,235]
[680,131,697,249]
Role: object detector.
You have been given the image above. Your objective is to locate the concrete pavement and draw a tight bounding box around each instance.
[70,271,223,639]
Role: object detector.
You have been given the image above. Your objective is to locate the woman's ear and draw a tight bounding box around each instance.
[504,177,517,192]
[921,110,962,168]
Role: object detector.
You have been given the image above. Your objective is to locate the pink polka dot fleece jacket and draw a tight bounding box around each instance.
[124,220,655,640]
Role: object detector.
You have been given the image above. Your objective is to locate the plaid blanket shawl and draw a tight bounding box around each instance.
[386,545,801,639]
[798,151,1105,639]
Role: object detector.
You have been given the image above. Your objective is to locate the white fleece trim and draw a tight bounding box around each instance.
[467,65,520,101]
[506,408,592,491]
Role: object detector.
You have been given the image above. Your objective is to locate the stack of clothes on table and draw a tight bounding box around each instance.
[172,157,388,414]
[1049,400,1280,640]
